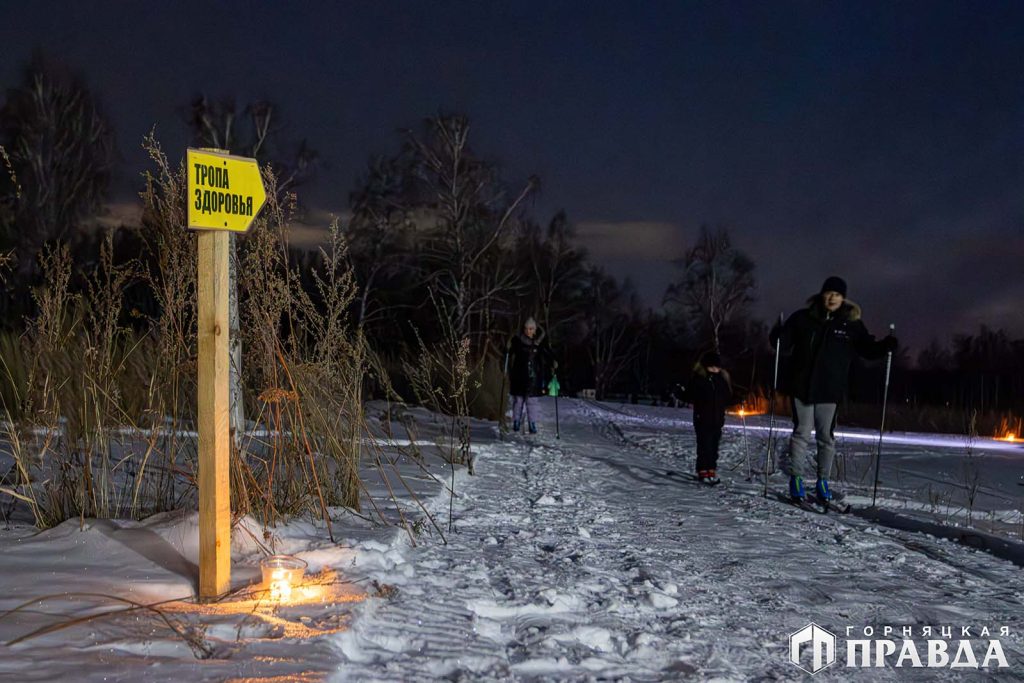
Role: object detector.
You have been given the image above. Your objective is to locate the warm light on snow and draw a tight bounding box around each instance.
[729,406,765,416]
[994,416,1021,443]
[728,395,769,416]
[165,567,365,641]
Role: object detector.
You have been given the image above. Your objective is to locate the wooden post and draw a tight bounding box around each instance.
[198,230,231,600]
[188,146,264,600]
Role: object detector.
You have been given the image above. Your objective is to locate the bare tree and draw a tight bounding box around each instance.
[0,53,115,268]
[582,269,644,398]
[403,114,537,353]
[664,225,755,352]
[961,409,983,526]
[520,210,589,341]
[0,145,18,243]
[630,310,662,398]
[187,96,317,197]
[347,155,416,328]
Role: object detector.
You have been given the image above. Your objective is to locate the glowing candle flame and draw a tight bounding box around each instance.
[261,555,306,603]
[269,568,293,602]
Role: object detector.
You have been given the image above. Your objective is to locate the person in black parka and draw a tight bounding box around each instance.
[771,276,897,501]
[505,317,555,434]
[681,351,737,485]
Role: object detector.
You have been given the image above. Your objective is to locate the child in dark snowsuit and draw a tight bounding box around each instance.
[681,352,736,485]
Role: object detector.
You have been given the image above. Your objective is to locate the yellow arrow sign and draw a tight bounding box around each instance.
[186,148,267,233]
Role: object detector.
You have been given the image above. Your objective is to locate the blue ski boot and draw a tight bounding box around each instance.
[528,421,538,434]
[512,420,521,432]
[789,475,806,501]
[815,479,832,502]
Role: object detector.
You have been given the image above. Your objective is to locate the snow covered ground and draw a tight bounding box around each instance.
[1,398,1022,681]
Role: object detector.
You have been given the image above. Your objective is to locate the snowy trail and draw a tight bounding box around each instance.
[1,399,1020,680]
[329,399,1024,681]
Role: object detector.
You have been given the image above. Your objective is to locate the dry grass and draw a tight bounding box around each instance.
[402,293,473,472]
[0,135,412,537]
[232,177,364,531]
[0,240,169,526]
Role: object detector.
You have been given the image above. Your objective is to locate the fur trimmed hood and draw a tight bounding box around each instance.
[518,328,546,345]
[692,362,732,385]
[805,295,861,322]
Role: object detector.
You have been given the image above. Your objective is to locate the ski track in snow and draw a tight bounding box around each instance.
[1,399,1021,681]
[328,400,1024,681]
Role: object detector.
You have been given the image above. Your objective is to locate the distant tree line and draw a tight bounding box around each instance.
[1,54,1021,423]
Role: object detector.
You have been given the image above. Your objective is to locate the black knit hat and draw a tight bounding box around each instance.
[700,351,722,368]
[820,276,848,297]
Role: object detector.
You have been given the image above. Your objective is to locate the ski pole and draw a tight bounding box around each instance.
[741,410,750,480]
[555,390,560,440]
[548,372,561,440]
[500,350,510,432]
[763,313,784,498]
[871,323,896,508]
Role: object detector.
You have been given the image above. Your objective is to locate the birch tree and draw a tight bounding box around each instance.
[0,54,114,269]
[519,210,589,341]
[403,114,537,352]
[664,226,755,352]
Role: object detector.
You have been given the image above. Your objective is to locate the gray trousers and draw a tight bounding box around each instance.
[787,398,838,480]
[511,395,537,424]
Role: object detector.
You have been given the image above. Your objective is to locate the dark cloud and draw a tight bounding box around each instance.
[574,221,684,302]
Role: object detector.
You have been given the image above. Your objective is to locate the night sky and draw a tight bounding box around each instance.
[3,1,1023,351]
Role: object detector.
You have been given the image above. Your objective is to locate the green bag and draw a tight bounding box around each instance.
[547,374,560,397]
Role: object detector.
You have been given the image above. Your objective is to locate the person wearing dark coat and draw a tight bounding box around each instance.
[771,276,897,501]
[505,317,555,434]
[680,351,736,485]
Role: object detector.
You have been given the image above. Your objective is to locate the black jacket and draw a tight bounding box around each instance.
[507,332,554,397]
[683,365,736,427]
[772,298,887,404]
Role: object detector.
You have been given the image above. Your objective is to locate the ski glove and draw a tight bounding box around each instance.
[881,335,898,353]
